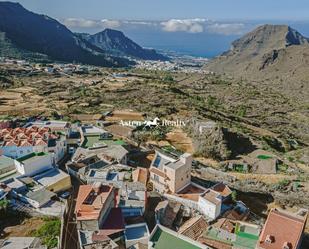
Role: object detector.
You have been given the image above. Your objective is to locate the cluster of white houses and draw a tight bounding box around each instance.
[0,120,308,249]
[0,121,71,213]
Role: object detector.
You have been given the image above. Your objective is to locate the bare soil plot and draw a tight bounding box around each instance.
[105,110,145,122]
[165,128,194,153]
[1,217,45,238]
[104,124,133,138]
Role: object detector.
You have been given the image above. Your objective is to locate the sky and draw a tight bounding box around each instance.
[3,0,309,57]
[6,0,309,20]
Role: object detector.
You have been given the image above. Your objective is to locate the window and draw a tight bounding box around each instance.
[154,175,160,182]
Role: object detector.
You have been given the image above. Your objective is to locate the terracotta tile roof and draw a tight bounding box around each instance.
[177,193,200,202]
[178,183,206,195]
[34,139,48,146]
[18,140,33,147]
[179,215,208,240]
[75,184,114,221]
[4,140,17,147]
[198,237,232,249]
[3,134,14,140]
[213,218,235,233]
[17,133,28,140]
[211,182,232,197]
[0,128,12,135]
[0,127,56,148]
[201,189,222,205]
[33,132,43,139]
[257,208,308,249]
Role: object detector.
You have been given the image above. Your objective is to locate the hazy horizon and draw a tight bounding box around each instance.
[4,0,309,57]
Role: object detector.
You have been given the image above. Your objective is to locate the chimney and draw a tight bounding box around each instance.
[282,242,292,249]
[265,234,274,244]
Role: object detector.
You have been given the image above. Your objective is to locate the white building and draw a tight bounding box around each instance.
[198,189,222,220]
[14,152,54,176]
[25,120,71,133]
[149,151,192,194]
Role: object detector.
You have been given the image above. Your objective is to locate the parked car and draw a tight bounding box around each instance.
[60,192,70,199]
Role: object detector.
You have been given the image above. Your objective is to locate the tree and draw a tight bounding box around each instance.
[231,190,237,202]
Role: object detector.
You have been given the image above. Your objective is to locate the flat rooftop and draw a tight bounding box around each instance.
[81,135,126,149]
[0,156,14,170]
[81,126,107,135]
[26,120,69,129]
[33,168,70,187]
[150,225,205,249]
[151,152,175,170]
[16,152,49,163]
[75,184,114,221]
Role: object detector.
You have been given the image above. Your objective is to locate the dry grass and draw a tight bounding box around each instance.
[228,172,296,184]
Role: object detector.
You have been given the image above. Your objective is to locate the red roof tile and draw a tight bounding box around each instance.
[211,182,232,197]
[34,139,48,146]
[258,209,308,249]
[18,140,33,147]
[75,184,114,221]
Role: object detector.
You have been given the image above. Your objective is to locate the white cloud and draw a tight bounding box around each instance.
[100,19,122,29]
[122,20,157,26]
[62,18,121,29]
[62,17,248,36]
[160,19,247,35]
[206,23,246,35]
[161,19,206,33]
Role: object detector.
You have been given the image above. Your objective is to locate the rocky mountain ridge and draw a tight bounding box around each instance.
[78,29,168,61]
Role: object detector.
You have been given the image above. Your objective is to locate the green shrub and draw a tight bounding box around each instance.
[32,218,61,249]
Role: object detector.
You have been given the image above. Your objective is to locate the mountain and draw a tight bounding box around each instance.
[0,2,131,67]
[205,24,309,100]
[78,29,169,61]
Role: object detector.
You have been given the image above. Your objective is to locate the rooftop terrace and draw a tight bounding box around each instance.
[150,225,207,249]
[81,135,126,149]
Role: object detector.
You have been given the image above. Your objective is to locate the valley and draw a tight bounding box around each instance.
[0,2,309,249]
